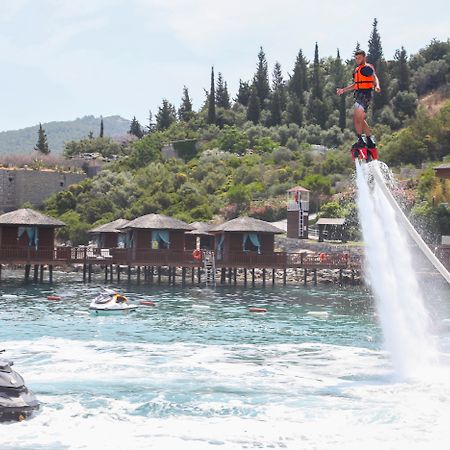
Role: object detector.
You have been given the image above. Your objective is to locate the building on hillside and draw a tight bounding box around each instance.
[88,219,129,248]
[185,222,215,251]
[316,218,347,243]
[286,186,310,239]
[434,163,450,180]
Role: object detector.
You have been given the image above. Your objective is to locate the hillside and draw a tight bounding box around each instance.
[0,115,131,155]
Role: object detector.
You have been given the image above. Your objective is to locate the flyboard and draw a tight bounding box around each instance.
[353,146,450,285]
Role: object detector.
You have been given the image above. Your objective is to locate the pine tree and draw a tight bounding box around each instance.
[254,47,270,107]
[129,116,144,138]
[247,83,261,124]
[394,47,410,92]
[34,123,50,155]
[99,116,104,138]
[288,49,308,103]
[207,66,216,124]
[236,80,251,106]
[156,99,177,130]
[367,18,383,67]
[286,96,303,127]
[216,73,231,109]
[178,86,193,121]
[355,41,361,53]
[271,62,286,109]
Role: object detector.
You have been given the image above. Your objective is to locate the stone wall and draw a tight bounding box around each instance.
[0,168,86,212]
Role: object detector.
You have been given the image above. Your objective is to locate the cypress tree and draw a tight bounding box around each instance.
[178,86,193,121]
[334,50,347,130]
[207,66,216,124]
[367,18,383,67]
[288,49,308,103]
[270,91,282,126]
[395,47,410,92]
[34,123,50,154]
[216,72,231,109]
[236,80,251,106]
[129,116,144,138]
[311,42,323,100]
[156,99,177,130]
[147,110,156,133]
[99,116,104,138]
[247,83,261,124]
[254,46,270,107]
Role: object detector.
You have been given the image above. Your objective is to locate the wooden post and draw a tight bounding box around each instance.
[252,268,255,287]
[313,269,317,286]
[351,269,355,285]
[182,267,186,286]
[191,267,195,284]
[150,266,154,284]
[110,265,113,282]
[25,264,31,282]
[83,264,87,282]
[88,264,92,283]
[137,266,141,284]
[339,269,343,284]
[157,266,161,284]
[233,268,237,285]
[262,268,266,287]
[117,265,121,283]
[272,268,276,286]
[33,264,39,282]
[104,265,108,282]
[243,268,247,286]
[49,265,53,283]
[172,267,176,286]
[221,268,226,284]
[228,268,232,284]
[0,264,2,281]
[39,265,44,283]
[283,268,287,285]
[127,266,131,283]
[197,267,201,284]
[303,268,307,286]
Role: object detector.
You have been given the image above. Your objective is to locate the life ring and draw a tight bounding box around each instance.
[319,253,327,263]
[249,307,267,313]
[47,295,61,301]
[192,249,203,261]
[140,300,156,307]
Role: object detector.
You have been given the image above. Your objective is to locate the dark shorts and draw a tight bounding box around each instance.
[354,90,372,113]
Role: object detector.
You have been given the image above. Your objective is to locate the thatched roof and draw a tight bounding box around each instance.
[89,218,129,234]
[434,163,450,170]
[316,218,346,226]
[119,214,194,231]
[210,216,284,234]
[0,208,65,227]
[186,221,214,235]
[287,185,310,192]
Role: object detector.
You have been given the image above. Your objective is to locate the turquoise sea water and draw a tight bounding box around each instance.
[1,270,449,449]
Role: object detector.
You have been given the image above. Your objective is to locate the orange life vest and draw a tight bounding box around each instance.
[353,64,375,90]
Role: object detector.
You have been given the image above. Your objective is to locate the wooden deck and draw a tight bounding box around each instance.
[0,246,361,270]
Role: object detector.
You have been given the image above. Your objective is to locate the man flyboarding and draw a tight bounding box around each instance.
[336,50,381,151]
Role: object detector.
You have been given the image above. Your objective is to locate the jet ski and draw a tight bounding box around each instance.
[89,289,137,314]
[0,350,40,422]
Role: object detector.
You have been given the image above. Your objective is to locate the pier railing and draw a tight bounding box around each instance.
[0,245,362,270]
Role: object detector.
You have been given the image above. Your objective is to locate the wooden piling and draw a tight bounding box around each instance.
[313,269,317,286]
[251,268,255,287]
[262,268,266,287]
[303,268,307,286]
[49,265,53,283]
[88,264,92,283]
[33,264,39,282]
[39,265,44,283]
[272,268,275,286]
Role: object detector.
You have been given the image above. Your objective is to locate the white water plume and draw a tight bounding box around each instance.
[355,161,438,378]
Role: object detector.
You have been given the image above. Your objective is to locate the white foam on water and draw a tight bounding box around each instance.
[355,161,438,378]
[3,337,450,449]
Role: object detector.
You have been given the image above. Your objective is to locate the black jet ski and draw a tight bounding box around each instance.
[0,350,40,422]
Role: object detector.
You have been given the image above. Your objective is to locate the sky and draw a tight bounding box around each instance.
[0,0,448,131]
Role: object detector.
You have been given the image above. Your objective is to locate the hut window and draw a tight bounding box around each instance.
[18,226,39,249]
[126,230,135,248]
[242,233,261,254]
[152,230,170,249]
[118,234,127,248]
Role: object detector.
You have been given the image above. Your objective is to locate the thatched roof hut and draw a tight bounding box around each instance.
[120,214,194,231]
[0,208,65,227]
[89,218,129,234]
[210,216,284,234]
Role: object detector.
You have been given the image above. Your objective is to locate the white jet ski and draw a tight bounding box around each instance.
[89,289,137,315]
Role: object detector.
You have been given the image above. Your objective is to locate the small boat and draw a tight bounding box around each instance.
[89,289,137,315]
[0,350,40,422]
